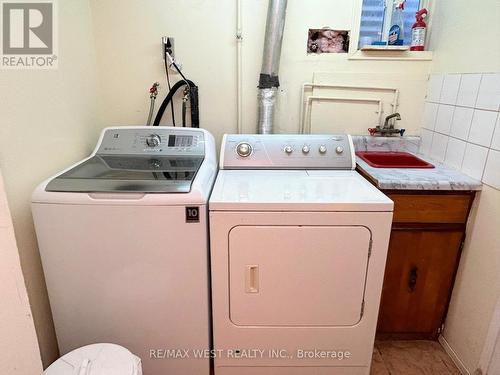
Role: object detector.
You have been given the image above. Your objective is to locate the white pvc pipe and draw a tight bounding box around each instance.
[303,96,383,134]
[236,0,243,134]
[299,82,399,133]
[300,83,398,128]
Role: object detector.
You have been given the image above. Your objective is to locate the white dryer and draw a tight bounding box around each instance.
[32,126,217,375]
[209,134,393,375]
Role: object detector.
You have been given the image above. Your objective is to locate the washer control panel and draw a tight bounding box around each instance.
[221,134,355,170]
[96,128,205,156]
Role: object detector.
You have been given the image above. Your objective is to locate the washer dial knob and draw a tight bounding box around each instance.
[146,134,161,147]
[336,146,344,154]
[319,145,327,154]
[236,142,253,157]
[302,145,310,154]
[284,145,293,154]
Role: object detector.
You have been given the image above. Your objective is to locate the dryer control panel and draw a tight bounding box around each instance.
[220,134,355,170]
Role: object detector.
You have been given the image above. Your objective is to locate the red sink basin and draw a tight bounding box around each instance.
[356,151,435,169]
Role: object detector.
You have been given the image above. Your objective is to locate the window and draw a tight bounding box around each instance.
[359,0,423,48]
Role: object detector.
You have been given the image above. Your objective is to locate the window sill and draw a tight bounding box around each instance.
[360,45,410,51]
[348,50,433,61]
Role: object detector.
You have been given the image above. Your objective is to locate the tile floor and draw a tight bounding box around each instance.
[371,340,460,374]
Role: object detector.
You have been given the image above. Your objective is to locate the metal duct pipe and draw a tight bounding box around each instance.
[257,0,288,134]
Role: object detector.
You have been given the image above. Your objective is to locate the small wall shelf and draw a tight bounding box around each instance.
[349,50,433,61]
[360,45,410,51]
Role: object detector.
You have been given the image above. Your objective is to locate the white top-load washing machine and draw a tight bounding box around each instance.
[209,134,394,375]
[32,126,217,375]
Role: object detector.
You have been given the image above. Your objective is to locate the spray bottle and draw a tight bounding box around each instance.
[388,0,405,46]
[410,8,428,51]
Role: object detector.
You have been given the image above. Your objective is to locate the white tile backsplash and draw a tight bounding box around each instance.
[422,102,439,130]
[491,113,500,151]
[476,73,500,111]
[440,74,461,105]
[427,74,444,102]
[450,107,474,140]
[468,109,498,147]
[421,72,499,189]
[445,138,467,170]
[456,74,481,107]
[461,143,488,180]
[482,150,500,189]
[420,128,434,155]
[435,105,455,135]
[430,133,449,163]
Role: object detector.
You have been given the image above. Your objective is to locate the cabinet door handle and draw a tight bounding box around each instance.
[408,267,418,293]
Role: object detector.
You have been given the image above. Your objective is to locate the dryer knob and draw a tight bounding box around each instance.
[284,145,293,154]
[236,142,253,157]
[336,146,344,154]
[319,145,327,154]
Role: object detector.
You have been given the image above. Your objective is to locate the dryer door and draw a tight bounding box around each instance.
[229,225,371,327]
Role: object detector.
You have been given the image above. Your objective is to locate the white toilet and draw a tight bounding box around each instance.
[43,343,142,375]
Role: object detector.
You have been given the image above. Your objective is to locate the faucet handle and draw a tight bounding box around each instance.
[399,129,406,136]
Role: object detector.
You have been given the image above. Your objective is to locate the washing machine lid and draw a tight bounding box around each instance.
[209,170,393,212]
[45,127,207,193]
[44,343,141,375]
[46,154,203,193]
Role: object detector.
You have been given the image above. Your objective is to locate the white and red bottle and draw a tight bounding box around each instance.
[410,8,428,51]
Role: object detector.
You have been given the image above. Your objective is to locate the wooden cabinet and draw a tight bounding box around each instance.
[376,190,475,340]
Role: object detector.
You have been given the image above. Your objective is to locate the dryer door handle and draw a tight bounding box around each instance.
[245,265,259,293]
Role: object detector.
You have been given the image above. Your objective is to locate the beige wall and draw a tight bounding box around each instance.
[89,0,431,141]
[428,0,500,74]
[444,185,500,373]
[0,171,42,375]
[0,0,100,368]
[426,0,500,373]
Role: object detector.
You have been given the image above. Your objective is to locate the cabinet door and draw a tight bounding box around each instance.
[377,230,463,338]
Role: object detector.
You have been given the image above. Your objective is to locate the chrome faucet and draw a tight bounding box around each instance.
[384,112,401,128]
[368,112,405,136]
